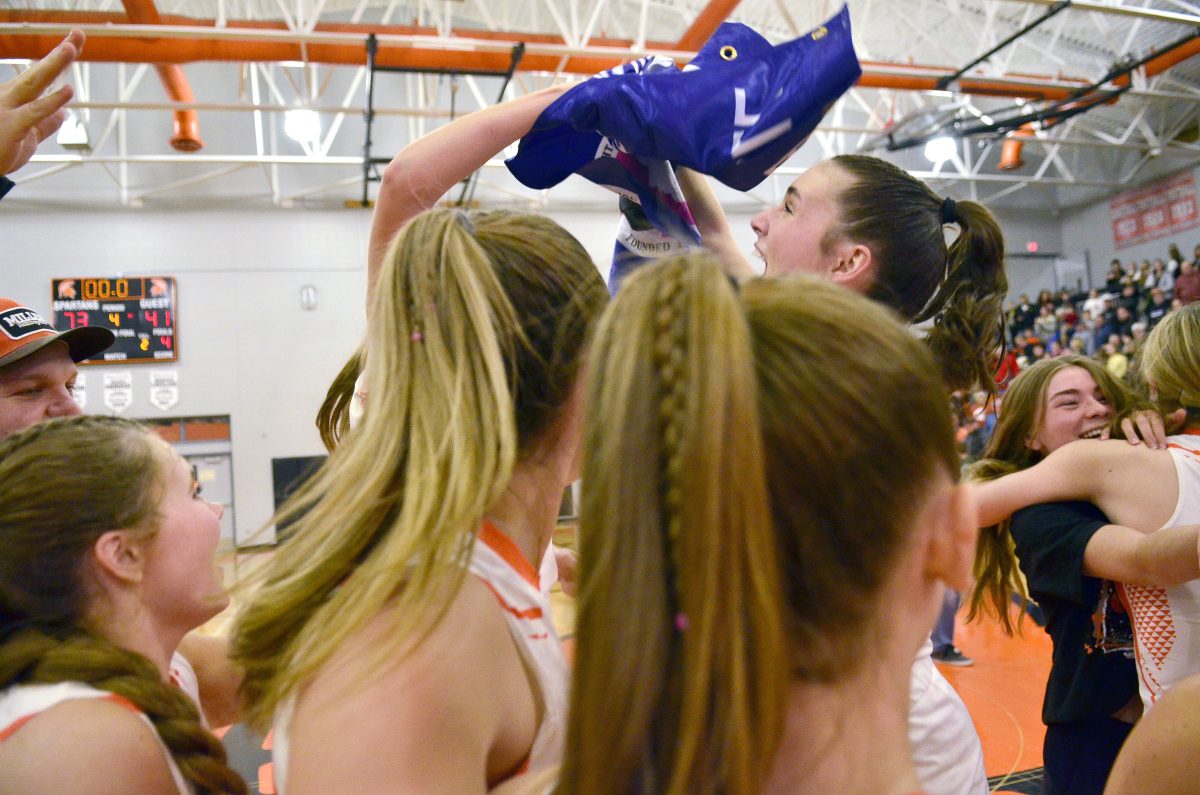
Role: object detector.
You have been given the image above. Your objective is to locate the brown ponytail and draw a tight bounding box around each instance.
[0,416,245,794]
[829,155,1008,393]
[0,630,245,794]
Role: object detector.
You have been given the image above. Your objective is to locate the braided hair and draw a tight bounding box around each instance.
[0,415,246,794]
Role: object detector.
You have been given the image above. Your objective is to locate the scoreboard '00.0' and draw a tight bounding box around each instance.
[51,277,178,364]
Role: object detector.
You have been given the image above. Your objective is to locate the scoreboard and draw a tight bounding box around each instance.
[51,277,178,364]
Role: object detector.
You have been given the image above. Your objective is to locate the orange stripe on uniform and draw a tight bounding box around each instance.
[0,692,139,742]
[479,520,541,590]
[476,577,544,621]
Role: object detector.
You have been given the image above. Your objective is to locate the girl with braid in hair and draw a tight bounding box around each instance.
[0,415,245,795]
[233,207,607,794]
[497,256,978,795]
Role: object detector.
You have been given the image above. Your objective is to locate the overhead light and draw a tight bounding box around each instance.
[56,110,91,151]
[924,136,956,164]
[284,108,321,144]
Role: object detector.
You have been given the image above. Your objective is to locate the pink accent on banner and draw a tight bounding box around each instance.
[1110,170,1200,250]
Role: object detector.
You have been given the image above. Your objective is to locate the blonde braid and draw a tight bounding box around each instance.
[651,260,690,616]
[0,629,246,795]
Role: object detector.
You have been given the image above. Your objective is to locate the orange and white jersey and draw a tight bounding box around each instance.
[1120,433,1200,711]
[0,680,193,794]
[470,521,570,775]
[169,651,206,725]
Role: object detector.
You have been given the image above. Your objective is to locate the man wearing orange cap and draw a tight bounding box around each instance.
[0,297,113,439]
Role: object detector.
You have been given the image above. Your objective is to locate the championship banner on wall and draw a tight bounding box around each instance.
[1110,170,1200,250]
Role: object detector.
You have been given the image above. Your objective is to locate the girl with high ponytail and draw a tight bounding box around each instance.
[0,415,245,795]
[503,255,976,794]
[686,153,1008,394]
[232,207,606,794]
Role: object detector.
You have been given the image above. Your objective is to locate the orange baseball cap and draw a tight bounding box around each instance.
[0,298,114,369]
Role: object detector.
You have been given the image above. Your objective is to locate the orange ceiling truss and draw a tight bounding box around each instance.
[0,11,1136,103]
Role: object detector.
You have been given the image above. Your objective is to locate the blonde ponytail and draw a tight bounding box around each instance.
[233,209,606,730]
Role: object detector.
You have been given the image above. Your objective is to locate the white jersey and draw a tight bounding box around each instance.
[1120,432,1200,710]
[471,521,570,775]
[908,639,989,795]
[272,523,569,793]
[0,680,193,794]
[169,651,205,724]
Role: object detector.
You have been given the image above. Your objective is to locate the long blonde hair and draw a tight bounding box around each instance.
[1139,303,1200,423]
[966,355,1148,634]
[559,258,958,794]
[232,209,606,730]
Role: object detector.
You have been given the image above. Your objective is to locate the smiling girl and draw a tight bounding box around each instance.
[0,415,244,794]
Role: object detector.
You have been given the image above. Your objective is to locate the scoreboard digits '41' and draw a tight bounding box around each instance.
[51,277,178,364]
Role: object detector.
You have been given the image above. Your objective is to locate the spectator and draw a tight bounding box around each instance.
[1173,259,1200,305]
[1156,260,1175,298]
[1096,296,1119,344]
[1037,288,1056,308]
[1117,284,1140,315]
[0,297,112,440]
[1105,261,1125,294]
[1010,293,1038,340]
[1147,287,1171,328]
[1102,337,1129,380]
[1034,303,1059,343]
[1168,243,1184,273]
[1082,288,1108,320]
[1114,306,1135,339]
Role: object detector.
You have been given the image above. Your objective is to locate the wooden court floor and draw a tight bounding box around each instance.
[940,607,1052,794]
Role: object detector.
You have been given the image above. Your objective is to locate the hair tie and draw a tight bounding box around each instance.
[940,197,958,224]
[674,612,690,632]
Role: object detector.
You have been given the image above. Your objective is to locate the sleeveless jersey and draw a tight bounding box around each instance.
[1119,433,1200,710]
[470,521,570,774]
[0,680,193,794]
[272,522,569,793]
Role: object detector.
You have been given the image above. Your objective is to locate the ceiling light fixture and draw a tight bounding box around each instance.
[923,136,957,164]
[56,110,91,151]
[284,108,321,144]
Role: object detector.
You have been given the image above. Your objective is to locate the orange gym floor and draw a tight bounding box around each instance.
[217,600,1054,794]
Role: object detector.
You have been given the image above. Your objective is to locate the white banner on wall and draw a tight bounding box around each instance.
[103,371,133,413]
[149,370,180,411]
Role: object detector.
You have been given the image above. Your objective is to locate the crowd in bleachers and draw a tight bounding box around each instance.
[1004,242,1200,380]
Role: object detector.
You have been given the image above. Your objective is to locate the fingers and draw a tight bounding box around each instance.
[1141,411,1168,449]
[1,30,83,108]
[26,86,75,142]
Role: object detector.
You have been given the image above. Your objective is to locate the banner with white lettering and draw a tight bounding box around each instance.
[149,370,179,411]
[103,371,133,414]
[1110,170,1200,250]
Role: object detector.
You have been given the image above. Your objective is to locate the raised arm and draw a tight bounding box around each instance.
[367,82,572,290]
[972,442,1101,527]
[0,29,84,178]
[974,440,1172,530]
[1084,522,1200,587]
[676,167,758,281]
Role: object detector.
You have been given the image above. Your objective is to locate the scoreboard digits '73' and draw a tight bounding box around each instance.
[51,277,178,364]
